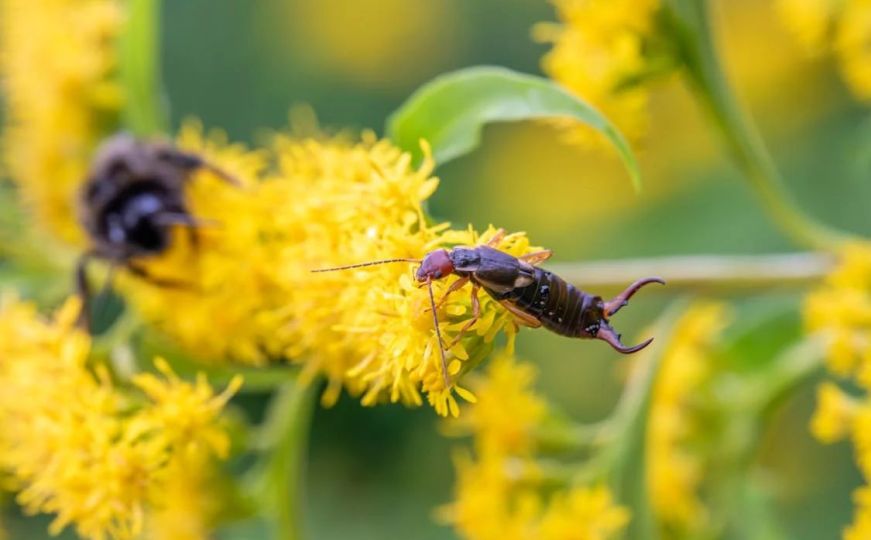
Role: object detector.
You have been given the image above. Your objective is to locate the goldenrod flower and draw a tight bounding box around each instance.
[647,302,730,533]
[121,122,538,416]
[805,243,871,384]
[143,455,223,540]
[805,242,871,539]
[0,0,124,243]
[0,295,239,540]
[535,0,664,145]
[444,351,630,540]
[778,0,871,100]
[538,485,630,540]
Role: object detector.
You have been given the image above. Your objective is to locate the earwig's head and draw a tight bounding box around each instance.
[583,277,665,354]
[416,249,455,282]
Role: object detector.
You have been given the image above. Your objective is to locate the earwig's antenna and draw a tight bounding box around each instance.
[426,276,451,388]
[311,258,422,273]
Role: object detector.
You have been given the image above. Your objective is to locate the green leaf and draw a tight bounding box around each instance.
[386,66,641,192]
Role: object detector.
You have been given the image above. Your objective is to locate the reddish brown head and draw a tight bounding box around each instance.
[416,249,455,282]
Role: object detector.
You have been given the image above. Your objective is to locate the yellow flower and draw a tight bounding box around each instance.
[805,242,871,539]
[536,0,663,145]
[647,302,730,532]
[804,243,871,385]
[0,0,124,244]
[779,0,871,100]
[846,487,871,540]
[0,295,239,540]
[121,122,539,416]
[539,485,631,540]
[143,455,222,540]
[444,352,629,540]
[810,382,859,443]
[453,348,547,456]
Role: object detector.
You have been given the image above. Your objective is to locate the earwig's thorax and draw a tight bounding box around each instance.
[416,249,455,281]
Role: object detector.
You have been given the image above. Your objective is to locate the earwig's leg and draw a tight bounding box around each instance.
[596,323,654,354]
[425,277,452,388]
[484,228,506,247]
[498,300,542,329]
[603,277,665,317]
[126,262,193,290]
[447,283,481,349]
[519,250,553,266]
[426,276,469,312]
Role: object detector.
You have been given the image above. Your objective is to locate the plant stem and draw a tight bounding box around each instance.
[548,252,833,292]
[664,0,855,250]
[258,377,318,540]
[120,0,168,136]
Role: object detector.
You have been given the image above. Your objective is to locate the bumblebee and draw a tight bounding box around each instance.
[76,133,236,329]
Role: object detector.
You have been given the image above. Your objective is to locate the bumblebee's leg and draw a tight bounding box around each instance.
[126,262,193,289]
[426,276,469,312]
[498,300,543,329]
[447,283,481,348]
[519,250,553,266]
[484,228,506,247]
[74,252,95,330]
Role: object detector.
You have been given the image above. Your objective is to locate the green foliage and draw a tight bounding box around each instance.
[386,66,641,192]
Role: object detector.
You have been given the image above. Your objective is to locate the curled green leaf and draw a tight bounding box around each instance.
[387,66,641,192]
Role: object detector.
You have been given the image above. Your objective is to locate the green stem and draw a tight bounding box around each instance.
[547,252,833,294]
[257,377,318,540]
[664,0,854,250]
[119,0,168,136]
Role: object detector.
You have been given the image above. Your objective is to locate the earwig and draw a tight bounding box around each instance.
[312,230,665,386]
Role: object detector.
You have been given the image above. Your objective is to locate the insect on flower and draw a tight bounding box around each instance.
[75,133,238,330]
[313,229,664,386]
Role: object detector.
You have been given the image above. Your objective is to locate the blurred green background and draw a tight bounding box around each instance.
[2,0,870,538]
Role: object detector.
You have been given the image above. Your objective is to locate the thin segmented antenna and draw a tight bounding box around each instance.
[311,258,421,273]
[426,276,451,388]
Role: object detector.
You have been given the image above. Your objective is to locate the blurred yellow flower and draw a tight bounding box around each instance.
[444,351,630,540]
[647,302,729,533]
[538,485,630,540]
[535,0,664,145]
[810,381,858,443]
[0,295,239,540]
[143,456,222,540]
[806,242,871,539]
[0,0,123,244]
[453,346,547,456]
[805,243,871,383]
[778,0,871,100]
[121,122,539,416]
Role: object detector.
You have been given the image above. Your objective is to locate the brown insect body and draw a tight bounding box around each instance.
[418,245,663,353]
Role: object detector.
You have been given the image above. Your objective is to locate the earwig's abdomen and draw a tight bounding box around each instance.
[503,268,601,337]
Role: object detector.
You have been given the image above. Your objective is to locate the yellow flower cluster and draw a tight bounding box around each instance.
[0,0,123,244]
[778,0,871,100]
[535,0,663,145]
[647,302,730,534]
[444,349,630,540]
[121,123,538,416]
[805,242,871,539]
[0,295,240,540]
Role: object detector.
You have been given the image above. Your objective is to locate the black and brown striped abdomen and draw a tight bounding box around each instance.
[503,268,597,337]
